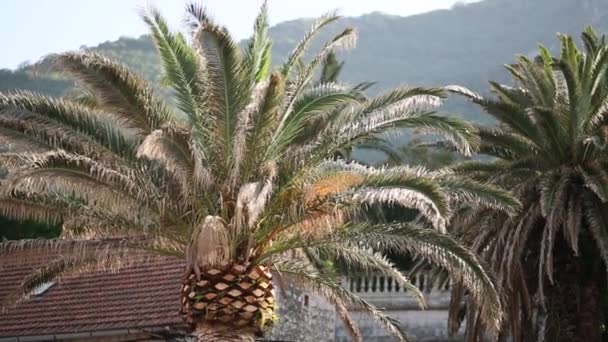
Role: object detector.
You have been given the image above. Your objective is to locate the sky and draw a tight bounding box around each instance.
[0,0,472,69]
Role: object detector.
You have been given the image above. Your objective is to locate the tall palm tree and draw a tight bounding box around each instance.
[447,27,608,342]
[0,3,513,341]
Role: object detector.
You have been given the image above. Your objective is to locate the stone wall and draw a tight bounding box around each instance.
[334,275,463,341]
[266,279,336,341]
[266,274,463,342]
[335,309,462,342]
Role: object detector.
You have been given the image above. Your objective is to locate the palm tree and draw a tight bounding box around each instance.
[447,27,608,342]
[0,3,512,341]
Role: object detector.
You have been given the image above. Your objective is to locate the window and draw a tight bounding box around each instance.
[30,281,54,296]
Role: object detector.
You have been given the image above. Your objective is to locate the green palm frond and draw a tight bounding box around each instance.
[476,126,539,160]
[434,172,522,214]
[449,27,608,339]
[320,51,344,84]
[306,108,479,163]
[52,52,175,135]
[274,27,357,154]
[362,87,445,117]
[446,85,540,143]
[142,7,202,117]
[281,11,340,77]
[245,1,272,82]
[241,72,285,177]
[193,17,248,165]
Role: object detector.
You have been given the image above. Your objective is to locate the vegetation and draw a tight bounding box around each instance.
[0,218,59,240]
[3,0,608,126]
[447,28,608,341]
[5,1,608,341]
[0,3,514,342]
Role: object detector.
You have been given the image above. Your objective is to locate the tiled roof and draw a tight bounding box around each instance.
[0,248,187,338]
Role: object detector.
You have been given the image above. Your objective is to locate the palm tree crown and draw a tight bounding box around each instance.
[448,27,608,341]
[0,3,513,341]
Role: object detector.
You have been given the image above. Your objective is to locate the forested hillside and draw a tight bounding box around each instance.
[1,0,607,123]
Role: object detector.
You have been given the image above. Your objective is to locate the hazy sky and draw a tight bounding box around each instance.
[1,0,472,69]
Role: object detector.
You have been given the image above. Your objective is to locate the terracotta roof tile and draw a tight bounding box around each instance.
[0,248,187,337]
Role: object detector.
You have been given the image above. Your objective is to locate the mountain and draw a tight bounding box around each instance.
[2,0,608,124]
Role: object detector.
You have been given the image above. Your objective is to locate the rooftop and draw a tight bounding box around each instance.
[0,247,186,340]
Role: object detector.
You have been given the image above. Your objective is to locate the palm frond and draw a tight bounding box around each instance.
[446,85,540,144]
[0,92,138,160]
[276,261,413,342]
[267,83,359,158]
[320,51,344,84]
[274,28,357,155]
[281,12,341,76]
[242,72,285,177]
[137,125,204,196]
[1,239,138,308]
[193,17,248,167]
[0,7,509,340]
[53,52,175,135]
[245,1,272,82]
[307,108,479,163]
[318,245,426,307]
[434,172,521,215]
[338,222,504,331]
[142,7,203,118]
[183,2,209,33]
[230,81,270,185]
[362,87,445,118]
[0,198,64,224]
[2,151,159,220]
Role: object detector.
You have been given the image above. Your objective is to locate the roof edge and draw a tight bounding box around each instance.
[0,325,186,342]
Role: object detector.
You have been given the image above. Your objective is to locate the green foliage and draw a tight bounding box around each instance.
[449,27,608,340]
[397,142,459,169]
[0,69,71,97]
[0,218,60,240]
[3,0,608,128]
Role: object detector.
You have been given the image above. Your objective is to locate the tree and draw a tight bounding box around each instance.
[0,3,512,341]
[447,27,608,342]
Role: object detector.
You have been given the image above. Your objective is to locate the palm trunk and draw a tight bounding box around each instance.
[194,322,256,342]
[576,278,601,342]
[543,234,603,342]
[544,272,578,341]
[181,264,276,341]
[573,232,603,342]
[543,235,579,342]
